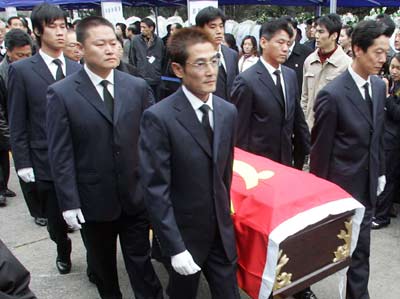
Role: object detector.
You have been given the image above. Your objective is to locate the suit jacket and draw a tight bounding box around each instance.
[8,53,81,181]
[139,88,237,265]
[310,70,386,207]
[284,42,313,94]
[231,60,310,168]
[383,86,400,150]
[215,44,239,101]
[46,69,154,221]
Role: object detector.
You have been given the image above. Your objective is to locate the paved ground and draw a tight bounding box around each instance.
[1,167,399,299]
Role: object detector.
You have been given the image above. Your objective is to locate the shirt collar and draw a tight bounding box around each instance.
[348,65,371,89]
[84,64,114,87]
[39,49,65,67]
[182,85,213,111]
[260,56,282,76]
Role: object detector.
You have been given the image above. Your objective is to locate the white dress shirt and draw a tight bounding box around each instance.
[218,45,227,72]
[39,49,66,80]
[348,65,372,101]
[84,64,114,101]
[260,56,287,103]
[182,85,214,129]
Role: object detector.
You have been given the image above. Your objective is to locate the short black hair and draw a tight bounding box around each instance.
[282,16,298,30]
[260,18,293,41]
[76,16,114,44]
[316,13,342,43]
[128,21,141,35]
[31,3,67,47]
[195,6,226,28]
[7,16,21,26]
[352,20,387,55]
[376,13,396,37]
[141,18,155,31]
[5,29,32,52]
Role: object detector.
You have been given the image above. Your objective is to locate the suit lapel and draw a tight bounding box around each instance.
[31,54,55,85]
[371,76,380,127]
[212,96,225,162]
[282,67,292,119]
[344,71,373,126]
[256,61,285,111]
[174,89,212,157]
[75,69,113,124]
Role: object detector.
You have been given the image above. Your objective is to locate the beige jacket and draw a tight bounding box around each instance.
[301,46,352,129]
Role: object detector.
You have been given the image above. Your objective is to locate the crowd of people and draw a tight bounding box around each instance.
[0,2,399,299]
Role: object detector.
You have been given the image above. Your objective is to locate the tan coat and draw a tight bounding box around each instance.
[301,46,352,129]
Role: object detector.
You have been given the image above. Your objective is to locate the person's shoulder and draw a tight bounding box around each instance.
[115,69,147,88]
[213,94,236,112]
[11,54,36,70]
[296,42,313,55]
[50,70,81,93]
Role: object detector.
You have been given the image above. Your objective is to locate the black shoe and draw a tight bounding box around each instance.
[294,290,318,299]
[2,189,16,197]
[56,257,71,274]
[371,220,390,230]
[0,195,6,207]
[34,217,48,226]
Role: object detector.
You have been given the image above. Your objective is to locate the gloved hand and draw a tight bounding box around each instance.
[62,209,85,230]
[377,175,386,197]
[17,167,35,183]
[171,250,201,276]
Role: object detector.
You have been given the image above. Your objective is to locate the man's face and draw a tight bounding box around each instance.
[394,31,400,51]
[7,44,32,62]
[79,25,119,75]
[172,42,218,101]
[354,35,389,76]
[202,17,224,46]
[287,23,297,46]
[260,29,291,68]
[305,24,312,39]
[9,18,23,30]
[39,18,67,52]
[115,25,123,38]
[63,31,82,62]
[315,24,337,51]
[339,28,351,49]
[140,22,153,38]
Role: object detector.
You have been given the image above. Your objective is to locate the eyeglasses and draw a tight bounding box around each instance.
[186,56,221,71]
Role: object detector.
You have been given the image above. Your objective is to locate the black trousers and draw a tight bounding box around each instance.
[168,232,240,299]
[0,149,9,192]
[375,148,400,223]
[36,180,70,261]
[19,179,44,219]
[346,198,373,299]
[81,210,163,299]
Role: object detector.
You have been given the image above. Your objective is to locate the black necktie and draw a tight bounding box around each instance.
[53,59,65,81]
[100,80,114,119]
[273,69,285,105]
[199,104,213,146]
[363,82,373,118]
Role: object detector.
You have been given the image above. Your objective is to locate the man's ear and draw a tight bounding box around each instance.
[77,42,84,56]
[171,62,184,79]
[353,44,363,58]
[34,28,40,37]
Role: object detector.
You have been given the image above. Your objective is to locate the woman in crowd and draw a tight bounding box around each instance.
[115,22,130,63]
[238,35,258,72]
[373,53,400,229]
[339,24,353,58]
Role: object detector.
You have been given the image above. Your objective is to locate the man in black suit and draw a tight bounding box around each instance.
[310,20,389,299]
[46,16,162,299]
[8,3,81,274]
[283,16,313,95]
[231,18,310,170]
[196,6,238,102]
[139,27,239,299]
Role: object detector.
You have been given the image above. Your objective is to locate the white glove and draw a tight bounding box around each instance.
[62,209,85,230]
[17,167,35,183]
[171,250,201,276]
[377,175,386,197]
